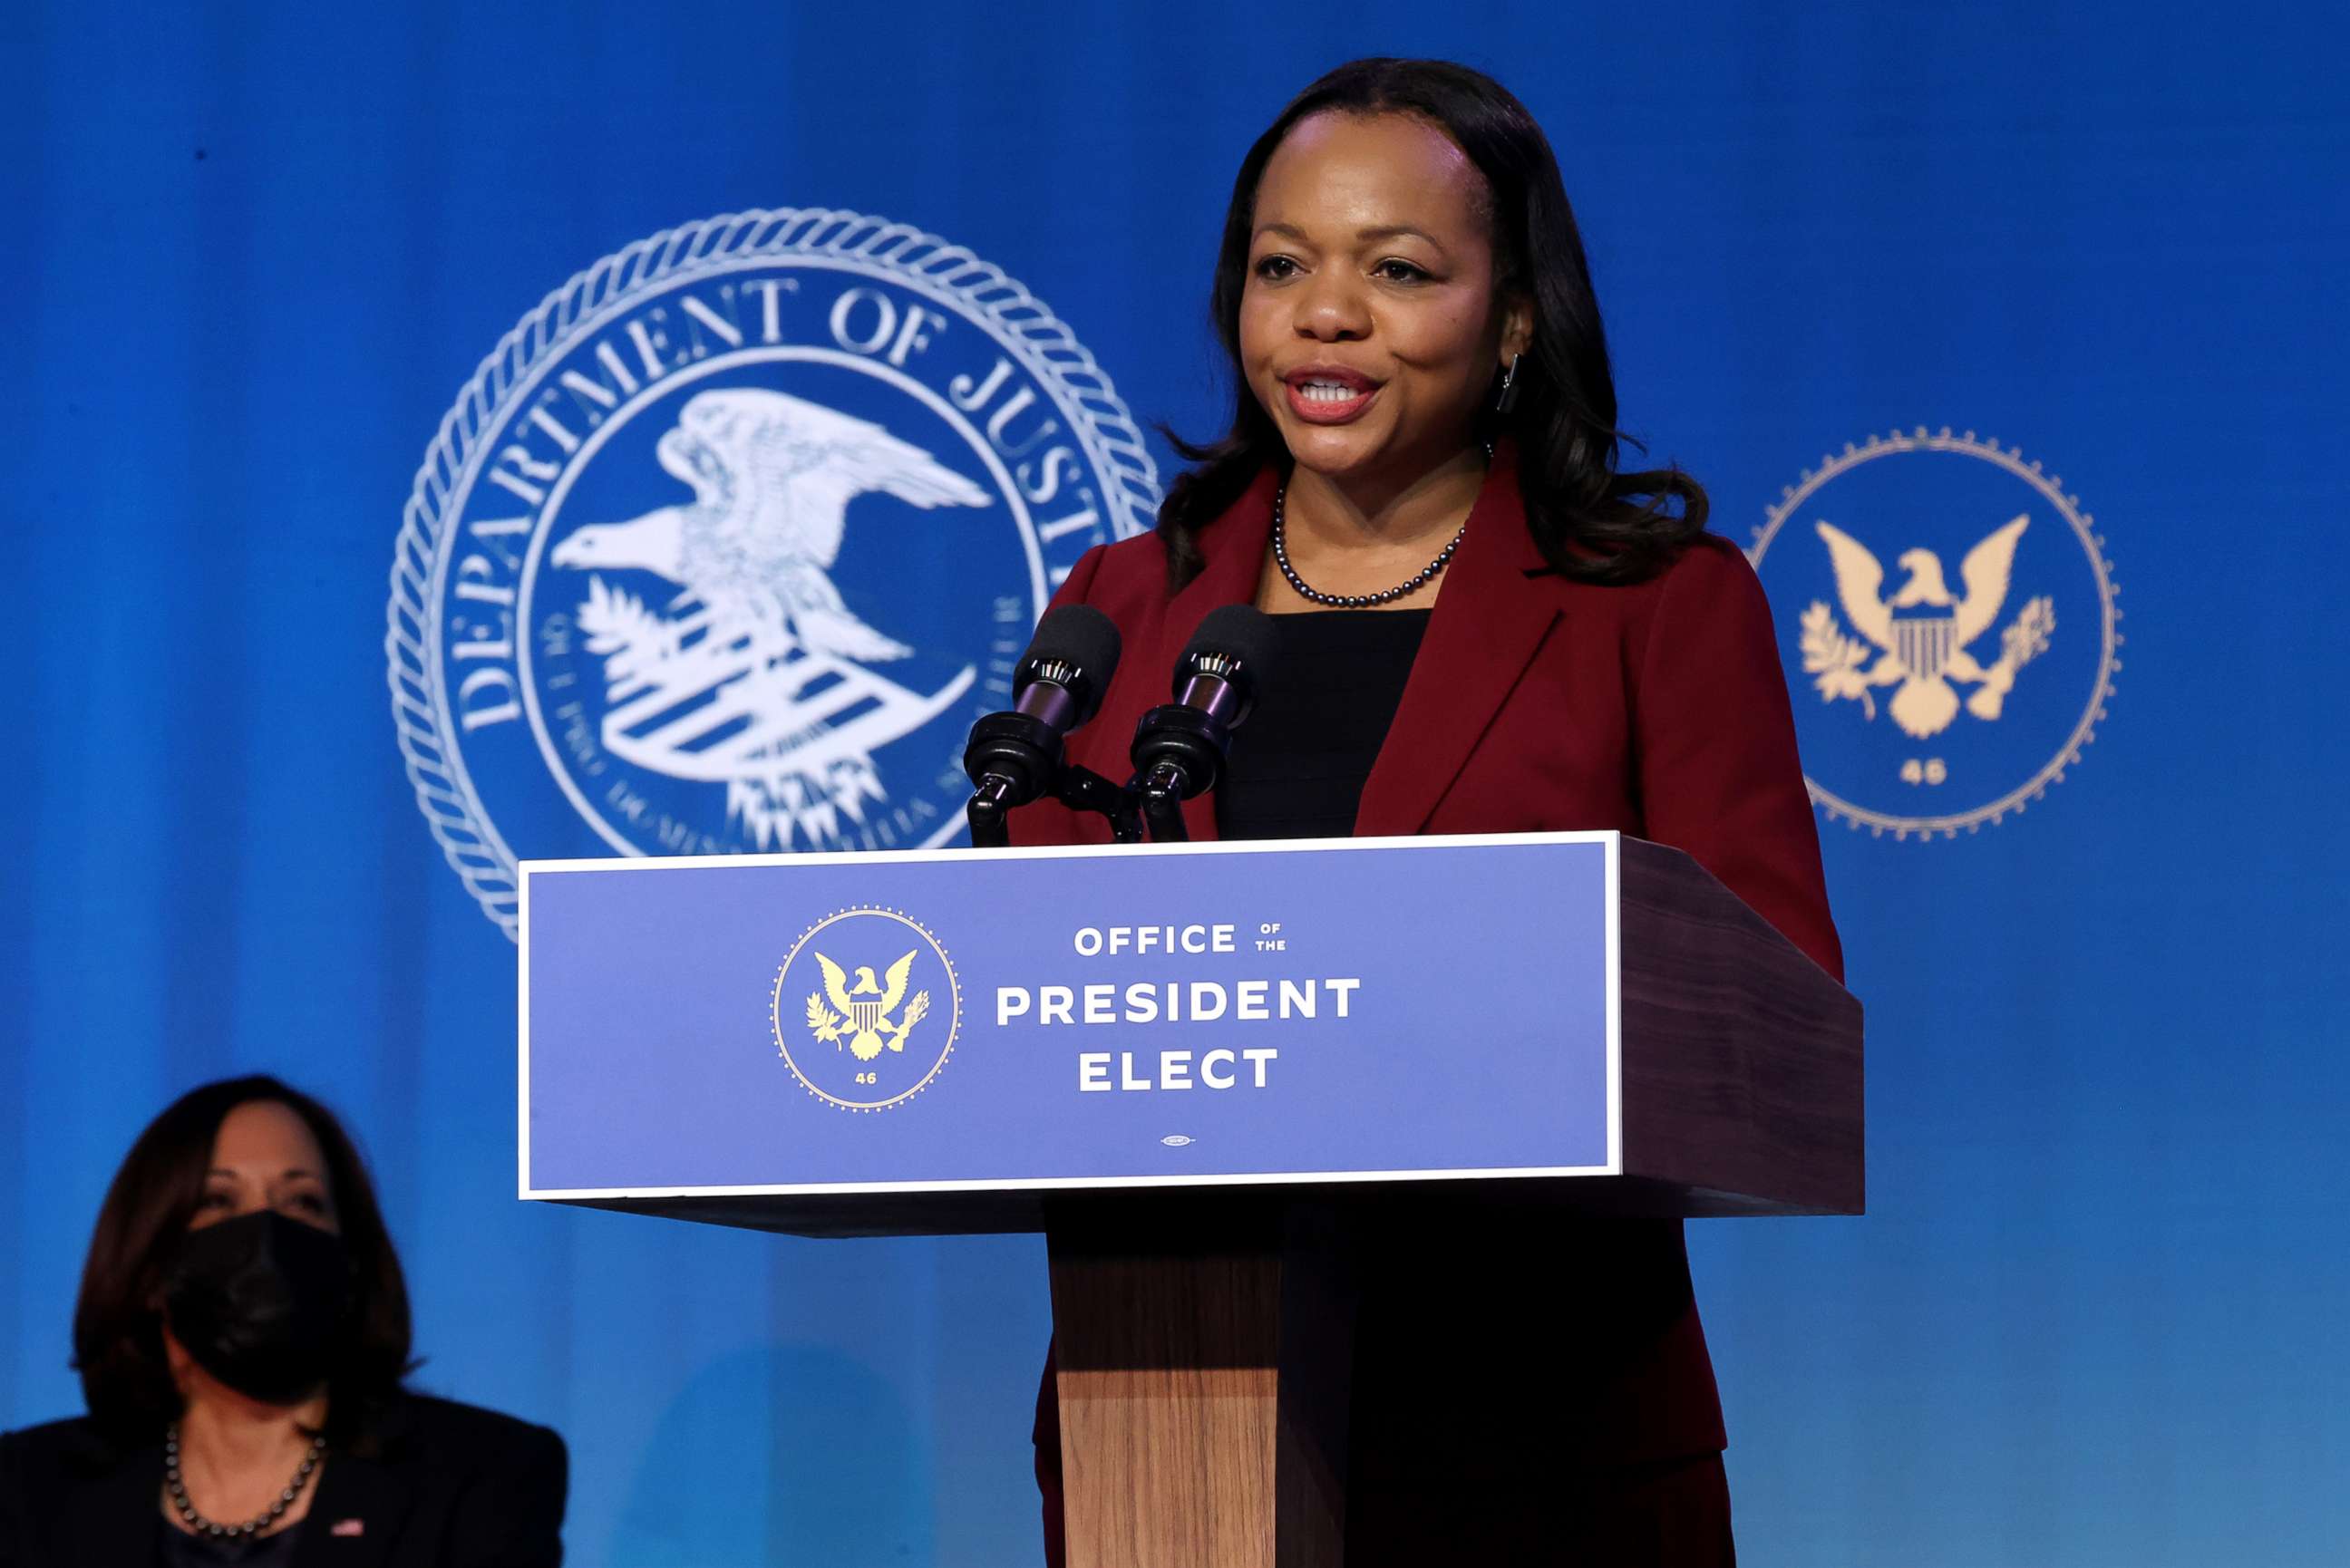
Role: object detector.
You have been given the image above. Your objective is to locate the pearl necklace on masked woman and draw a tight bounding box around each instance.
[165,1422,326,1543]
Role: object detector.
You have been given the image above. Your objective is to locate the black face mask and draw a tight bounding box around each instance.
[162,1210,352,1405]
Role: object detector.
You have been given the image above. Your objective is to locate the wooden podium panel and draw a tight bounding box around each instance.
[1046,1197,1354,1568]
[1619,837,1863,1215]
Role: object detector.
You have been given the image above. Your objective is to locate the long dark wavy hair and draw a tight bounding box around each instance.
[72,1075,413,1443]
[1160,57,1706,590]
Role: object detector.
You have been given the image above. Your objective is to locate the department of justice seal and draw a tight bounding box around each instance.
[389,210,1160,934]
[1750,428,2122,839]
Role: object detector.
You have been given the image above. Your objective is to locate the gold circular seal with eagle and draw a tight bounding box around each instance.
[770,907,962,1111]
[1750,428,2122,840]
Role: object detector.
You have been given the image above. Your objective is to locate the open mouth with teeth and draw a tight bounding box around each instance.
[1281,370,1381,423]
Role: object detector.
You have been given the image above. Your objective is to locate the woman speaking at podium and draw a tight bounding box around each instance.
[1013,57,1842,1566]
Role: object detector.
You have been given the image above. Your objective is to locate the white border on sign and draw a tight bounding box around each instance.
[516,829,1624,1200]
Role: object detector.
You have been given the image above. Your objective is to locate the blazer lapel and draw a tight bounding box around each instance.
[1150,470,1277,843]
[1355,449,1559,836]
[290,1433,415,1568]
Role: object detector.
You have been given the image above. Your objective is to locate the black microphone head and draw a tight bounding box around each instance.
[1016,604,1122,727]
[1177,605,1280,702]
[1131,604,1280,791]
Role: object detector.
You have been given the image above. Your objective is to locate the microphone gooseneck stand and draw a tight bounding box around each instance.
[966,761,1143,848]
[1123,605,1279,844]
[966,604,1277,848]
[964,605,1136,848]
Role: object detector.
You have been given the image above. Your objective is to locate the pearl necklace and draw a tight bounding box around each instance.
[165,1421,326,1543]
[1268,456,1485,608]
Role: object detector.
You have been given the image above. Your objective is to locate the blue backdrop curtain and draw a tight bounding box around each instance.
[4,2,2344,1563]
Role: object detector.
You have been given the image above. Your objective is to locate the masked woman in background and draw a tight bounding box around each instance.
[1017,57,1842,1566]
[0,1076,565,1566]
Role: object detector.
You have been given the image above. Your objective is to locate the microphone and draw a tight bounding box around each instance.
[1128,605,1279,830]
[962,605,1122,826]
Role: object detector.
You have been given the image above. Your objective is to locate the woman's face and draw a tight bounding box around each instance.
[1239,110,1529,490]
[192,1099,339,1235]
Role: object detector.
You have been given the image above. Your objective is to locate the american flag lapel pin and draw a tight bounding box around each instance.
[330,1519,365,1538]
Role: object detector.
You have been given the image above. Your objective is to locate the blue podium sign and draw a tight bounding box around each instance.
[520,832,1620,1200]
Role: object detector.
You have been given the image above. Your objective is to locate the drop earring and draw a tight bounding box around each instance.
[1494,353,1521,414]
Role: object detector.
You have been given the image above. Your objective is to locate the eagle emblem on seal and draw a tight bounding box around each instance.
[804,949,932,1062]
[546,387,986,849]
[1799,515,2056,740]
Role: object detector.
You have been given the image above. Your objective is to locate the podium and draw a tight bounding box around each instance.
[520,832,1860,1566]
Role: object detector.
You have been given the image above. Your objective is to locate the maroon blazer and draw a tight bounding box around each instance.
[1016,451,1841,1545]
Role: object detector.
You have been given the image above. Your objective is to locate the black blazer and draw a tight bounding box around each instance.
[0,1394,566,1567]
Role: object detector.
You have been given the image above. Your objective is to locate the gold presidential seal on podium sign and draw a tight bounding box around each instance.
[771,907,961,1111]
[1751,429,2122,840]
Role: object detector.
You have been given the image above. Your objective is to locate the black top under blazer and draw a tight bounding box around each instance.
[0,1394,566,1568]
